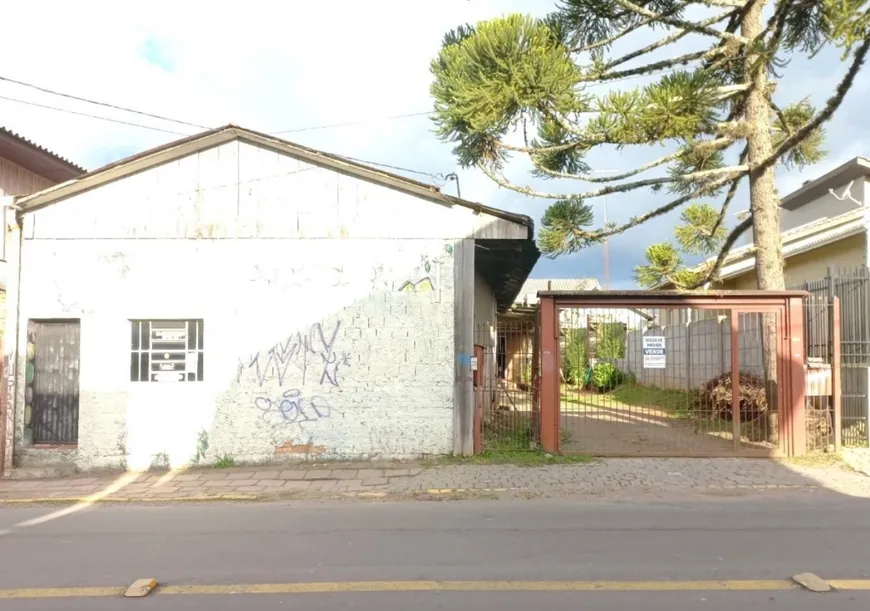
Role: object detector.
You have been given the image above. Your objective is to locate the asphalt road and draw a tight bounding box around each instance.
[2,493,870,609]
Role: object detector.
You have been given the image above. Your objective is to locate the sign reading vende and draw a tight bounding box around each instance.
[642,336,666,369]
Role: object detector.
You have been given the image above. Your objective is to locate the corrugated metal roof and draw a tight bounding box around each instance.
[0,127,85,179]
[515,278,600,304]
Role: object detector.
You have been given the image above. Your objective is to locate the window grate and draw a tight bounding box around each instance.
[130,319,204,382]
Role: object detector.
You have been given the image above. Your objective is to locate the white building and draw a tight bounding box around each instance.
[0,125,539,473]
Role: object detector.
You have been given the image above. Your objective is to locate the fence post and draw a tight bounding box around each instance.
[832,297,842,452]
[730,312,741,452]
[826,266,836,363]
[539,295,559,453]
[686,311,692,392]
[788,296,808,457]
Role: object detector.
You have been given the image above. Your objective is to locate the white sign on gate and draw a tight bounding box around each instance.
[642,336,666,369]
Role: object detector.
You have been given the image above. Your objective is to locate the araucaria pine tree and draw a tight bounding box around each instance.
[430,0,869,442]
[634,202,728,288]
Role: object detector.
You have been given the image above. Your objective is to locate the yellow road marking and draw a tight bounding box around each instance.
[159,580,798,594]
[0,587,124,599]
[829,580,870,590]
[2,579,870,599]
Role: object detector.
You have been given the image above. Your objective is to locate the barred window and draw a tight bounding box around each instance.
[130,320,204,382]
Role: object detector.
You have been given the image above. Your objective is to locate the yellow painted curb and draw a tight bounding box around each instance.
[5,579,870,599]
[0,494,259,505]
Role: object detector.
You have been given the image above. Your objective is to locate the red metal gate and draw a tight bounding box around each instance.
[538,291,810,457]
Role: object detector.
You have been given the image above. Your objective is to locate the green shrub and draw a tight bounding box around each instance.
[521,360,532,386]
[596,322,627,359]
[563,329,587,386]
[591,362,620,391]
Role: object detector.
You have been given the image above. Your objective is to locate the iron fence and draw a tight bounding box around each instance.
[802,296,841,452]
[792,266,870,446]
[474,317,539,452]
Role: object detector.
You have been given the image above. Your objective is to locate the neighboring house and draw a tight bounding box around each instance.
[0,127,85,342]
[653,156,870,330]
[658,156,870,292]
[0,125,539,474]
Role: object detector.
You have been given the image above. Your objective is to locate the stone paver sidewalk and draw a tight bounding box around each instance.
[1,458,869,504]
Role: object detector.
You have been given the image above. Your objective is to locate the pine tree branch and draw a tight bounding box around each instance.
[544,104,741,142]
[709,145,748,236]
[479,161,747,200]
[574,2,695,53]
[684,215,754,289]
[572,170,748,244]
[575,15,659,53]
[698,0,749,7]
[757,34,870,176]
[530,137,734,182]
[611,0,749,43]
[499,140,583,155]
[603,9,737,70]
[769,99,791,136]
[593,46,730,82]
[677,38,870,290]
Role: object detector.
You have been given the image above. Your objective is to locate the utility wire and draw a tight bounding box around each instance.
[0,75,210,130]
[0,94,187,135]
[272,111,432,134]
[338,154,442,179]
[0,79,450,188]
[0,93,450,187]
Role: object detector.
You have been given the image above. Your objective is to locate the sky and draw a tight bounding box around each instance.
[1,0,867,289]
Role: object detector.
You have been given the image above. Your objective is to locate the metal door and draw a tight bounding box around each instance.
[29,320,81,445]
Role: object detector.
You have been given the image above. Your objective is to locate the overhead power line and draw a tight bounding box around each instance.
[0,75,209,130]
[0,80,451,189]
[272,111,432,134]
[0,94,187,135]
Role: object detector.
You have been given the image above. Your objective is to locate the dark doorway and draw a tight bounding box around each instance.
[28,320,81,445]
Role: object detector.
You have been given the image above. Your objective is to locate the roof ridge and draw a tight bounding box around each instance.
[12,125,534,233]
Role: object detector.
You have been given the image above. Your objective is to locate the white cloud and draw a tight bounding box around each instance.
[1,0,866,285]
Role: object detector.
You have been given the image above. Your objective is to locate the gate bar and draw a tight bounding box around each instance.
[539,295,559,453]
[731,314,741,452]
[832,296,842,452]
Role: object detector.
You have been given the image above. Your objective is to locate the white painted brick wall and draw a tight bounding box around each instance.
[8,140,523,470]
[16,238,455,469]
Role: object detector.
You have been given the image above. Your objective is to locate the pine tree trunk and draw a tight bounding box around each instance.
[742,0,783,445]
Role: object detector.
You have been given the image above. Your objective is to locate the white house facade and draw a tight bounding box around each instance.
[0,126,539,474]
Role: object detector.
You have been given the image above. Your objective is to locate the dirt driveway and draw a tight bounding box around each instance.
[559,399,772,455]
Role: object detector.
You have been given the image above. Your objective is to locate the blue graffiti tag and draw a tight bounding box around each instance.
[254,389,331,425]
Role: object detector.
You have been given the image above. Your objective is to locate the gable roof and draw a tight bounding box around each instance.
[0,127,85,182]
[781,156,870,211]
[714,207,865,281]
[12,124,533,233]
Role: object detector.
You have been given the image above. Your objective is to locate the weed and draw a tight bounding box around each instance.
[214,454,236,469]
[426,450,593,467]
